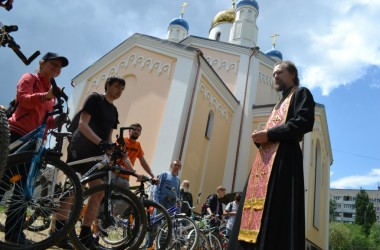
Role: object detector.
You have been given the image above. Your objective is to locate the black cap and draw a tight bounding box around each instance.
[41,52,69,67]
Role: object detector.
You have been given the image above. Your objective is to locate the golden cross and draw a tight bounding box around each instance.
[270,33,280,47]
[181,1,189,18]
[273,115,280,123]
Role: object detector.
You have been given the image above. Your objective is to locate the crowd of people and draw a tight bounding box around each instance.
[1,44,315,250]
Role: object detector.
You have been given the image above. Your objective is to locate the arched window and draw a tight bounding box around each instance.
[215,32,221,41]
[313,140,322,229]
[240,10,244,19]
[205,111,215,139]
[175,29,180,38]
[247,10,252,20]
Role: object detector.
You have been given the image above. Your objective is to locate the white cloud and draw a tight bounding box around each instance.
[300,2,380,95]
[370,83,380,89]
[330,169,380,189]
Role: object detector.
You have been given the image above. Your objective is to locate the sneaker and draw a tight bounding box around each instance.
[55,237,74,250]
[5,234,33,245]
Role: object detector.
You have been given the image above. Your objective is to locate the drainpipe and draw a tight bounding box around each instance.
[231,47,259,192]
[178,49,203,160]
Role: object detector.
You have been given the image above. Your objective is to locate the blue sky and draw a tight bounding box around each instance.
[1,0,379,189]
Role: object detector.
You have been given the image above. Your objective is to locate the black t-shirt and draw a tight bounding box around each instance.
[68,92,119,161]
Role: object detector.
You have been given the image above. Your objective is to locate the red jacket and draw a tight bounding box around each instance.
[8,73,55,136]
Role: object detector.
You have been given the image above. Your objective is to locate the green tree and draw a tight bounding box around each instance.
[368,224,380,248]
[330,198,337,222]
[347,223,371,249]
[354,189,377,236]
[329,222,352,250]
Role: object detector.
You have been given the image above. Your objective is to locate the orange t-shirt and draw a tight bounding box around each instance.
[119,137,144,178]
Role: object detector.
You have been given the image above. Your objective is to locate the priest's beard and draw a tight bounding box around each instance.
[275,79,287,92]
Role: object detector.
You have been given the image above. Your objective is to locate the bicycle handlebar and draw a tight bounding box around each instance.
[1,0,13,11]
[0,22,40,65]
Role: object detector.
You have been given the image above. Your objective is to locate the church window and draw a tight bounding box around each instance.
[235,23,242,39]
[247,10,252,20]
[238,10,244,19]
[205,111,215,139]
[215,32,221,41]
[175,29,180,38]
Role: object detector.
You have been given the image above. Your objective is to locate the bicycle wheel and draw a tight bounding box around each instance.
[0,151,83,250]
[208,233,222,250]
[157,215,199,250]
[140,200,172,250]
[195,230,210,250]
[69,184,147,250]
[15,175,52,232]
[0,109,9,178]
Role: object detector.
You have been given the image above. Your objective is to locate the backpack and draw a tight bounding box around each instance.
[201,194,214,216]
[67,93,103,133]
[4,99,18,119]
[5,74,36,119]
[67,110,82,133]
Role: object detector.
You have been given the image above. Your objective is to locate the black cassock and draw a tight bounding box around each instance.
[228,86,315,250]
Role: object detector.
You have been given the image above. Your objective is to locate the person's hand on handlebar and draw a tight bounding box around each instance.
[98,140,114,153]
[135,173,143,182]
[151,177,160,185]
[46,85,62,100]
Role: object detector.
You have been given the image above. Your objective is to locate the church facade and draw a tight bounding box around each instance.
[69,1,332,249]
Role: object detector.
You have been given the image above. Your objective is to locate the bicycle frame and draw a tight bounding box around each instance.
[8,118,50,199]
[7,79,69,200]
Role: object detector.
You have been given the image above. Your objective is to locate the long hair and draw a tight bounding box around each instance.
[275,60,300,86]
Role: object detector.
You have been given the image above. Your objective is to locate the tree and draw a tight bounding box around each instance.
[329,222,352,250]
[329,198,337,222]
[354,189,377,236]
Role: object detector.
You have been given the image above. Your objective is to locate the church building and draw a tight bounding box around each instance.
[69,1,332,249]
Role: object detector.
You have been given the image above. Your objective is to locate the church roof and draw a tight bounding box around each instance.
[265,48,283,60]
[211,8,235,29]
[169,17,189,32]
[236,0,259,11]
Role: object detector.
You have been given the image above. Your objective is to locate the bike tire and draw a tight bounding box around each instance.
[0,176,53,232]
[157,214,200,250]
[69,184,147,250]
[0,151,83,250]
[208,233,222,250]
[140,200,172,250]
[24,176,53,232]
[196,231,210,250]
[0,109,9,178]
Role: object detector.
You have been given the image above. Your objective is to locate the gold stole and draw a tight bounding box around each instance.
[238,87,296,243]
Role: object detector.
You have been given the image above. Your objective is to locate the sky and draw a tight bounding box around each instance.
[1,0,380,190]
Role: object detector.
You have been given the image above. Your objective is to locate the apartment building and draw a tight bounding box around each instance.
[330,188,380,223]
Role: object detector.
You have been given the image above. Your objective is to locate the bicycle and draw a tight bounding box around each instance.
[195,215,229,250]
[67,126,148,250]
[0,108,9,178]
[155,186,200,250]
[129,175,172,249]
[0,21,40,65]
[0,80,83,250]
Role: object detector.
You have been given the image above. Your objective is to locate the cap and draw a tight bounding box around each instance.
[41,52,69,67]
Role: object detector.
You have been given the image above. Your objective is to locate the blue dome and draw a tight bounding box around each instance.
[236,0,259,11]
[169,18,189,32]
[265,49,283,60]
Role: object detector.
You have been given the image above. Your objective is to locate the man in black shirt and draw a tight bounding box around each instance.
[180,180,193,217]
[55,76,125,249]
[205,186,226,228]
